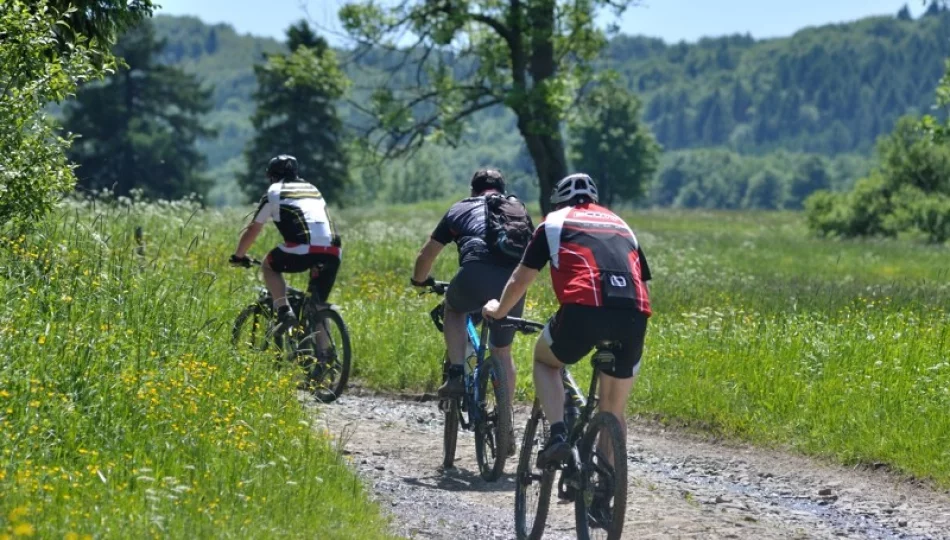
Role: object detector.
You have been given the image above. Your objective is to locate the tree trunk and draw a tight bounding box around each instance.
[520,126,567,215]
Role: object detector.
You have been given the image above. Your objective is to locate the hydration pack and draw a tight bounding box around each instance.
[484,193,534,263]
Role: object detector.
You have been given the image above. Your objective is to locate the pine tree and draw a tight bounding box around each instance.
[239,21,349,203]
[63,20,215,199]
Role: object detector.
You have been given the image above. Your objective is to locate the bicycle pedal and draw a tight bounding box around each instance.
[557,481,577,502]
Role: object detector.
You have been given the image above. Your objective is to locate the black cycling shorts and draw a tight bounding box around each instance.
[265,249,340,302]
[445,261,525,348]
[542,304,648,379]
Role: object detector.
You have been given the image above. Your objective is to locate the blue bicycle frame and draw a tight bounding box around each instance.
[459,315,494,429]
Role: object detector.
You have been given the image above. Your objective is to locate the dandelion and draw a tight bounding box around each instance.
[11,523,34,537]
[8,506,28,522]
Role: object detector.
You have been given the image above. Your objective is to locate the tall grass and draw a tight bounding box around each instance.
[335,205,950,486]
[0,198,393,539]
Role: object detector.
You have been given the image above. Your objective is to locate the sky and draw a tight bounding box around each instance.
[154,0,929,45]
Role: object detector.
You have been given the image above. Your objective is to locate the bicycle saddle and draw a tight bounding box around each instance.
[592,341,621,371]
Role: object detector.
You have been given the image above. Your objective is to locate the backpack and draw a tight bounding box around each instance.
[484,193,534,262]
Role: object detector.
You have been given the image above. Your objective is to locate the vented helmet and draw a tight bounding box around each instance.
[266,154,298,181]
[550,173,598,206]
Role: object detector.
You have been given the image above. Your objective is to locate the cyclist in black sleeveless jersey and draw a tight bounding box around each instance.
[410,169,531,454]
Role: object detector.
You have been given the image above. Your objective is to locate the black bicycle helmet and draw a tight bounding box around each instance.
[470,168,506,194]
[266,154,299,182]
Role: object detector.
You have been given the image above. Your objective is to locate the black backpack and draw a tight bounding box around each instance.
[484,193,534,262]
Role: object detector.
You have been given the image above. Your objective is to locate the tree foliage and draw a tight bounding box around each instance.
[44,0,154,50]
[149,11,950,208]
[338,0,637,214]
[569,79,660,205]
[63,20,215,200]
[0,1,110,227]
[806,63,950,243]
[239,21,350,203]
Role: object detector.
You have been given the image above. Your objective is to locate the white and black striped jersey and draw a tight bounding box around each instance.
[253,181,340,256]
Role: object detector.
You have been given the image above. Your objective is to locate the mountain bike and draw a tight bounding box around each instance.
[421,280,542,481]
[515,343,628,540]
[232,258,352,403]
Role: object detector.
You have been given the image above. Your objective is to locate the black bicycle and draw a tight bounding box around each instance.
[422,280,542,481]
[232,258,352,403]
[515,343,628,540]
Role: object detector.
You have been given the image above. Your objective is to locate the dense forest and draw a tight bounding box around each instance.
[149,4,950,206]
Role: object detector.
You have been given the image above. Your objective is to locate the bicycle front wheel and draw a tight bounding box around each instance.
[575,411,628,540]
[232,302,272,353]
[296,308,352,403]
[474,355,512,482]
[515,401,555,540]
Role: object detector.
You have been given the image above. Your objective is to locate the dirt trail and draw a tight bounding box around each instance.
[308,390,950,539]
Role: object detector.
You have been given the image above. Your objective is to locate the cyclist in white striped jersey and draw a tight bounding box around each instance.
[230,155,342,331]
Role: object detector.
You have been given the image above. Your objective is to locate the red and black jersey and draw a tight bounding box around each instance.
[521,203,652,315]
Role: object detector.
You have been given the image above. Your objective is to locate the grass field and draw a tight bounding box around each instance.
[2,198,949,537]
[0,198,394,539]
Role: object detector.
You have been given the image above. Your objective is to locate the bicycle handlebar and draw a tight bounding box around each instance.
[417,278,450,296]
[491,316,545,334]
[230,256,262,268]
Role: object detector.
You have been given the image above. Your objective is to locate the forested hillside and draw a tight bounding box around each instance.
[150,4,950,206]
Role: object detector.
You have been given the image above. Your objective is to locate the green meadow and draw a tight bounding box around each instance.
[2,199,949,537]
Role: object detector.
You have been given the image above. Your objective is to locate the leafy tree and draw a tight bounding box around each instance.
[64,20,215,200]
[44,0,154,50]
[338,0,636,214]
[786,155,832,209]
[0,1,110,227]
[807,108,950,242]
[239,21,349,203]
[569,80,660,205]
[743,168,786,210]
[389,148,450,204]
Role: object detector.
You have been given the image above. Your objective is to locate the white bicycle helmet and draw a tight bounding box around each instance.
[550,173,599,205]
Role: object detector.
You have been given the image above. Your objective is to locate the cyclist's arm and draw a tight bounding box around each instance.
[486,224,548,318]
[412,238,445,284]
[234,196,271,258]
[490,264,540,318]
[234,221,264,258]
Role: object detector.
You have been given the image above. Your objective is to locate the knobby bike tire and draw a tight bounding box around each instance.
[298,308,352,404]
[474,355,512,482]
[232,303,271,352]
[515,401,555,540]
[442,396,460,470]
[575,411,628,540]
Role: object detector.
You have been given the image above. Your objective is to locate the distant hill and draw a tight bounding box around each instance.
[150,6,950,204]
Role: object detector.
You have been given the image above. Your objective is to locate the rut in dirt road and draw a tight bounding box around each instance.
[308,391,950,540]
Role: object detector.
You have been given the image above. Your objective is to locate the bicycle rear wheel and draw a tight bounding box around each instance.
[474,355,512,482]
[296,308,351,403]
[515,401,555,540]
[232,302,272,353]
[575,411,628,540]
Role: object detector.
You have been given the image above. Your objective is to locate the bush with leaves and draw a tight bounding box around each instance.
[0,2,108,228]
[806,114,950,243]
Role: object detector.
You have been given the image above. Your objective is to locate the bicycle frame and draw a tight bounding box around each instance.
[458,313,490,430]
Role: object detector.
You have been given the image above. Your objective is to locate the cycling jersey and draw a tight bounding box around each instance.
[521,203,651,315]
[253,181,340,257]
[431,195,517,268]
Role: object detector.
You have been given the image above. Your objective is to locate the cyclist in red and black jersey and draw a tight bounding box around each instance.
[483,173,651,468]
